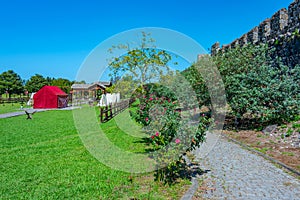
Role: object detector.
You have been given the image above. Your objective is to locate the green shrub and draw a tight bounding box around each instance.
[292,123,300,129]
[213,44,300,125]
[130,83,210,184]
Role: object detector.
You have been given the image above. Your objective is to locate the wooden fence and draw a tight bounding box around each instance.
[99,99,131,123]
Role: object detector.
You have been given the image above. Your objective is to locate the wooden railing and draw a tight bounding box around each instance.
[99,100,131,123]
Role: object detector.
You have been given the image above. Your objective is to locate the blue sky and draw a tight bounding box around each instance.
[0,0,292,82]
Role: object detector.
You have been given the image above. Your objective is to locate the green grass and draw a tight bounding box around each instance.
[0,108,190,199]
[280,124,288,128]
[0,103,31,114]
[254,147,270,154]
[100,111,149,153]
[281,152,295,156]
[292,123,300,129]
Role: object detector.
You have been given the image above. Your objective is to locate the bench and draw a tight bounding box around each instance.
[25,110,37,119]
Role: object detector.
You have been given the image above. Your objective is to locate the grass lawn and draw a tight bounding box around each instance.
[0,103,31,114]
[0,107,191,199]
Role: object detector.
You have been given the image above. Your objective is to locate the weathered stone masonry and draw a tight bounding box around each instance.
[211,0,300,67]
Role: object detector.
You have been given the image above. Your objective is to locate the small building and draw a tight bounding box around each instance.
[33,86,68,109]
[71,82,111,100]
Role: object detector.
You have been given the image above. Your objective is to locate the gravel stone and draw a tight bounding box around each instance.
[191,132,300,199]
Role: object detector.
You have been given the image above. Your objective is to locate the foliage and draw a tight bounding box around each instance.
[182,55,227,117]
[73,80,86,84]
[0,70,76,96]
[291,28,300,40]
[107,74,139,98]
[51,78,73,93]
[107,33,207,185]
[181,64,208,106]
[0,70,24,97]
[154,158,188,184]
[108,32,172,88]
[130,83,210,183]
[25,74,49,93]
[25,74,73,94]
[213,44,300,124]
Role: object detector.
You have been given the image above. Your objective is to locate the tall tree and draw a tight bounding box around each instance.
[25,74,48,93]
[0,70,24,97]
[108,32,172,89]
[51,78,72,93]
[46,76,54,84]
[108,74,139,98]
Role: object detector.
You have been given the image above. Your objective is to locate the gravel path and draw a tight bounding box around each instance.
[189,132,300,200]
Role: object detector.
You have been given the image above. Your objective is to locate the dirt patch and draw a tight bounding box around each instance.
[223,129,300,173]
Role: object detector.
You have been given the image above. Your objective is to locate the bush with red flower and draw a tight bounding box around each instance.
[130,83,211,183]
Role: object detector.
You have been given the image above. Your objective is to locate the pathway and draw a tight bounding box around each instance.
[183,132,300,199]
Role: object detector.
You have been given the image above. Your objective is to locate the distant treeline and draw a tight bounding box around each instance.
[0,70,86,98]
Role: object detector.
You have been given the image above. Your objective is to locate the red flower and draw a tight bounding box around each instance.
[155,132,159,136]
[191,138,196,144]
[151,135,155,139]
[145,117,149,122]
[149,97,153,101]
[175,139,181,144]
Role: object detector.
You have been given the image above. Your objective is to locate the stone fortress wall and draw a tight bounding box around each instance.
[211,0,300,67]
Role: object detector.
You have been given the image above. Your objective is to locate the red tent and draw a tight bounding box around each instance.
[33,86,68,109]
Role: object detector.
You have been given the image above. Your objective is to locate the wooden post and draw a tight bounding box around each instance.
[113,103,116,116]
[110,103,113,119]
[100,107,103,122]
[105,105,108,121]
[116,103,118,115]
[99,100,131,123]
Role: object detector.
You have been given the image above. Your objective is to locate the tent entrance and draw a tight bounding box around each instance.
[58,96,68,108]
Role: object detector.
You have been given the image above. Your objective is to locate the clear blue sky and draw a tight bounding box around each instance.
[0,0,292,81]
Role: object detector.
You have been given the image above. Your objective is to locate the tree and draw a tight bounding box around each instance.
[108,74,139,98]
[108,32,172,89]
[182,64,210,107]
[213,44,300,124]
[131,82,210,184]
[0,70,24,97]
[73,80,86,84]
[25,74,48,93]
[51,78,72,93]
[46,76,55,84]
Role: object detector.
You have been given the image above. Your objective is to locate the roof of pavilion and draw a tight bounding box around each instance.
[71,82,111,90]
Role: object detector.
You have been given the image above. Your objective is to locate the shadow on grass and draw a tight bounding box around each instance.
[133,138,211,185]
[155,160,211,186]
[133,137,158,153]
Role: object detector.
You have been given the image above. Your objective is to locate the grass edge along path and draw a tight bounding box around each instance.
[0,108,191,199]
[0,103,31,114]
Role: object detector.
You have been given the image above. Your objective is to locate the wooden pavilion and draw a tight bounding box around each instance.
[71,82,111,100]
